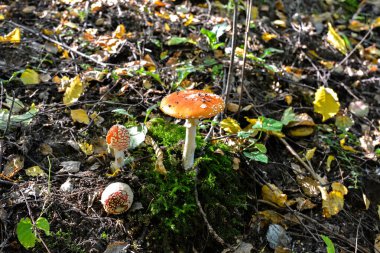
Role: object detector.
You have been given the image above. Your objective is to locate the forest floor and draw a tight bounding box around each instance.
[0,0,380,252]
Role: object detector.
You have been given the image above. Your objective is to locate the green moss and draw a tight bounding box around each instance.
[133,120,249,250]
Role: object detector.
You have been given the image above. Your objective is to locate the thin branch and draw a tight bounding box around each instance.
[223,0,238,108]
[278,137,327,185]
[7,21,113,67]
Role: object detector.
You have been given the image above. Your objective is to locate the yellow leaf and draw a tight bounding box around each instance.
[363,193,370,210]
[285,95,292,105]
[220,117,242,134]
[251,6,259,20]
[79,142,93,155]
[70,109,90,124]
[322,190,344,218]
[0,28,21,43]
[112,24,126,39]
[164,23,170,32]
[340,138,357,153]
[262,32,277,42]
[25,166,47,177]
[326,155,335,171]
[331,182,348,195]
[371,17,380,29]
[305,147,316,161]
[183,13,194,26]
[262,184,288,207]
[313,86,340,122]
[326,22,347,55]
[0,14,4,20]
[61,50,70,59]
[20,69,40,85]
[63,76,83,105]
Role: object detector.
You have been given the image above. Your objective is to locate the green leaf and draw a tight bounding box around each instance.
[321,235,335,253]
[243,151,268,163]
[16,218,37,249]
[281,107,296,125]
[112,108,133,117]
[260,48,284,58]
[166,37,194,46]
[36,217,50,236]
[135,68,163,85]
[255,143,267,153]
[252,117,283,132]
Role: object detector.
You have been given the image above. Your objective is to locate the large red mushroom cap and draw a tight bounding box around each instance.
[101,182,134,214]
[160,90,225,119]
[106,124,130,151]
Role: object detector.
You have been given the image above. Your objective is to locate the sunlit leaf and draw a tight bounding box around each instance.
[326,23,347,55]
[166,37,194,46]
[220,117,242,134]
[321,235,335,253]
[0,28,21,43]
[313,86,340,122]
[296,175,320,197]
[25,166,47,177]
[262,184,294,207]
[322,182,348,218]
[63,76,84,105]
[79,142,93,155]
[326,155,335,171]
[335,114,354,131]
[340,138,357,153]
[16,218,36,249]
[145,136,167,175]
[281,107,296,125]
[262,32,277,42]
[305,147,316,161]
[36,217,50,236]
[20,69,40,85]
[70,109,90,124]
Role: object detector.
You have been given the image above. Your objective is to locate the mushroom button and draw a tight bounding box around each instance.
[106,124,130,170]
[101,182,134,214]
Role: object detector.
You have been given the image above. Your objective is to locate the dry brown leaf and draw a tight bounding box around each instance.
[3,155,24,178]
[262,184,291,207]
[296,175,320,197]
[145,135,167,175]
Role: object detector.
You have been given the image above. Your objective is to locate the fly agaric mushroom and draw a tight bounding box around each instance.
[101,182,134,214]
[160,90,225,170]
[106,124,129,169]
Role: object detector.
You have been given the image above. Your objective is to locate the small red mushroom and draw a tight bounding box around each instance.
[106,124,129,169]
[101,182,134,214]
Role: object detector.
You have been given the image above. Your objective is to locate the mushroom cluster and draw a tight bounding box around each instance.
[101,182,134,214]
[160,90,225,170]
[106,124,130,169]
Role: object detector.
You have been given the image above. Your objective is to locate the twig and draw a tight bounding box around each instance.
[223,0,238,108]
[194,167,231,248]
[278,137,327,185]
[20,191,52,253]
[7,21,112,67]
[237,0,252,119]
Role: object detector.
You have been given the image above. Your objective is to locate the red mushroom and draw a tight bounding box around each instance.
[106,124,129,170]
[160,90,225,170]
[101,182,134,214]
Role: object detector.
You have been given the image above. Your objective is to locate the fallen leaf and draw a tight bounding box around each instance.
[296,175,320,197]
[79,142,93,156]
[25,166,47,177]
[227,102,239,112]
[363,193,370,210]
[63,76,84,105]
[322,182,348,218]
[70,109,90,124]
[113,24,126,39]
[220,117,242,134]
[349,100,369,117]
[340,138,357,153]
[0,27,21,43]
[326,155,335,172]
[305,147,316,161]
[335,114,354,131]
[262,32,277,42]
[262,184,294,207]
[326,22,347,55]
[20,69,40,85]
[3,155,24,178]
[295,197,317,211]
[313,86,340,122]
[58,161,81,174]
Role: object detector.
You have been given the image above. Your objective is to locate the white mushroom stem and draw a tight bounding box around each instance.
[183,118,199,170]
[112,149,125,170]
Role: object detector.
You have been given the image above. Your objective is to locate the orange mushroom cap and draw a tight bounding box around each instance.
[106,124,130,151]
[160,90,225,119]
